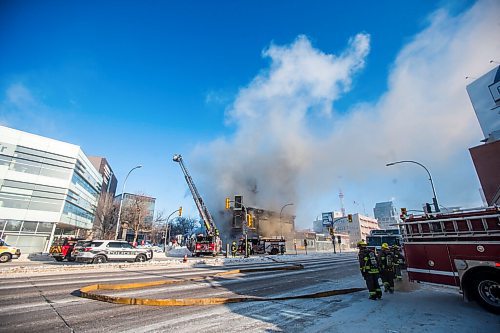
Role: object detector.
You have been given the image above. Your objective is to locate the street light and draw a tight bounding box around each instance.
[114,165,143,240]
[386,160,440,212]
[279,203,294,238]
[164,207,182,254]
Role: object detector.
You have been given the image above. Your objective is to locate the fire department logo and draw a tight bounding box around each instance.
[476,245,485,253]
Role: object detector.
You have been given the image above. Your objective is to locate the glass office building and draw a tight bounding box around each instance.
[0,126,102,253]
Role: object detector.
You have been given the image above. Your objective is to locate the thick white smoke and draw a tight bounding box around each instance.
[194,0,500,228]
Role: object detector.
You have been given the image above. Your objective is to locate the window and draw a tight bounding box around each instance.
[37,222,53,233]
[21,221,37,232]
[89,242,104,247]
[4,220,22,232]
[107,242,123,248]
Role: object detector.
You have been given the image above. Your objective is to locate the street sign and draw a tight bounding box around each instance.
[322,212,333,226]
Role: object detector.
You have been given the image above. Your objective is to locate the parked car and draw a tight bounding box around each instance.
[73,240,153,264]
[0,239,21,263]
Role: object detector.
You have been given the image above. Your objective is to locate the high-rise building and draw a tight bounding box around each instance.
[466,65,500,205]
[88,156,117,196]
[88,156,118,238]
[373,201,399,230]
[0,126,102,253]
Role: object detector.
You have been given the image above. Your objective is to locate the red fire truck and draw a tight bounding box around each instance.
[402,206,500,314]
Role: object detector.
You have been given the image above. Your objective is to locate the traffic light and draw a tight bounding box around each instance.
[347,214,353,223]
[424,203,432,214]
[234,195,242,211]
[225,197,230,209]
[247,213,253,227]
[178,206,183,216]
[329,227,335,236]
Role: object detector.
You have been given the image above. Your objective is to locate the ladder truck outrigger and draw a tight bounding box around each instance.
[173,154,222,257]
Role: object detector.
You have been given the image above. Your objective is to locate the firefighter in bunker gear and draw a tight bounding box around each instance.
[357,240,382,300]
[378,243,396,293]
[246,240,252,256]
[391,245,404,280]
[231,241,237,257]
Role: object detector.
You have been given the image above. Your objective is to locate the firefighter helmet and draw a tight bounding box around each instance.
[381,243,389,250]
[357,240,367,248]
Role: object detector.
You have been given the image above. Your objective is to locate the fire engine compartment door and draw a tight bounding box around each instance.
[405,243,458,286]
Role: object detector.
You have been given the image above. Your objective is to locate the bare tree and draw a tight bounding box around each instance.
[150,210,168,245]
[121,193,154,244]
[93,192,119,239]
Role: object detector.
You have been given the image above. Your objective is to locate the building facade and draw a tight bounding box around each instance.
[115,193,156,242]
[0,126,102,253]
[373,201,399,230]
[88,156,118,238]
[333,213,379,248]
[466,65,500,205]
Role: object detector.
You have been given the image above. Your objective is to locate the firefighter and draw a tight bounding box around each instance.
[378,243,396,293]
[231,241,237,257]
[357,240,382,300]
[246,240,252,257]
[391,245,405,280]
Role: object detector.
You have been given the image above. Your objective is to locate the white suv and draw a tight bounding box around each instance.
[73,240,153,264]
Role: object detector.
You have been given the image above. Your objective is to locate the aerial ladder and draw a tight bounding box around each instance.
[173,154,221,256]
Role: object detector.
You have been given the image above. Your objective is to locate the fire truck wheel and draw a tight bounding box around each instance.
[135,254,147,262]
[92,255,107,264]
[472,272,500,314]
[0,253,11,263]
[54,257,64,262]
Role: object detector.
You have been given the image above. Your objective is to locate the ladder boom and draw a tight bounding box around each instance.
[173,154,217,236]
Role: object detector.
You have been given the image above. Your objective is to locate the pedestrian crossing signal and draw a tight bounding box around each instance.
[329,227,335,236]
[178,206,183,216]
[347,214,353,223]
[225,197,230,209]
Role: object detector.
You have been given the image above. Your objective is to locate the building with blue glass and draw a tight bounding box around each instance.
[0,126,102,253]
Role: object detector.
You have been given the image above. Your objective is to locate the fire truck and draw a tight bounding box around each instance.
[402,206,500,314]
[49,237,83,262]
[173,154,222,257]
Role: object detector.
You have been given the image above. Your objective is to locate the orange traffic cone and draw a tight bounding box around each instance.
[183,254,187,263]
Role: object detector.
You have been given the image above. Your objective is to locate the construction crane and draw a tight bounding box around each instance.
[173,154,221,256]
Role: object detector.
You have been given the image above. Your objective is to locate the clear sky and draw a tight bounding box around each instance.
[1,0,499,228]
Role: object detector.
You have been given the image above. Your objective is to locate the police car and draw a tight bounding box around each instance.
[73,240,153,264]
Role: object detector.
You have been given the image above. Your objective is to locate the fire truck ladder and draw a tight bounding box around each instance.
[173,154,218,237]
[403,207,500,240]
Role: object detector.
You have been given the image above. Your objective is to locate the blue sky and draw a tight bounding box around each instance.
[1,0,499,228]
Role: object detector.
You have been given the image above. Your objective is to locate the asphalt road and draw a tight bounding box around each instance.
[0,253,363,333]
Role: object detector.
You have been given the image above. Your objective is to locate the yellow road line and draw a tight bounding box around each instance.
[78,263,364,306]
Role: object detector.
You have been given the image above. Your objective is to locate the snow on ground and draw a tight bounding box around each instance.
[309,282,497,333]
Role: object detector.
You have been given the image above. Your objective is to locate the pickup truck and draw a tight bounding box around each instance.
[0,239,21,263]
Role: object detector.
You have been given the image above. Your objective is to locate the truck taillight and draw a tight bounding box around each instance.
[496,262,500,267]
[209,243,215,250]
[196,244,201,250]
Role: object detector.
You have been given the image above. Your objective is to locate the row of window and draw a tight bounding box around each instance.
[63,201,95,222]
[0,219,54,235]
[0,154,73,180]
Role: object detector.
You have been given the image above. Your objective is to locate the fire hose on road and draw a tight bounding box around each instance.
[78,262,365,306]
